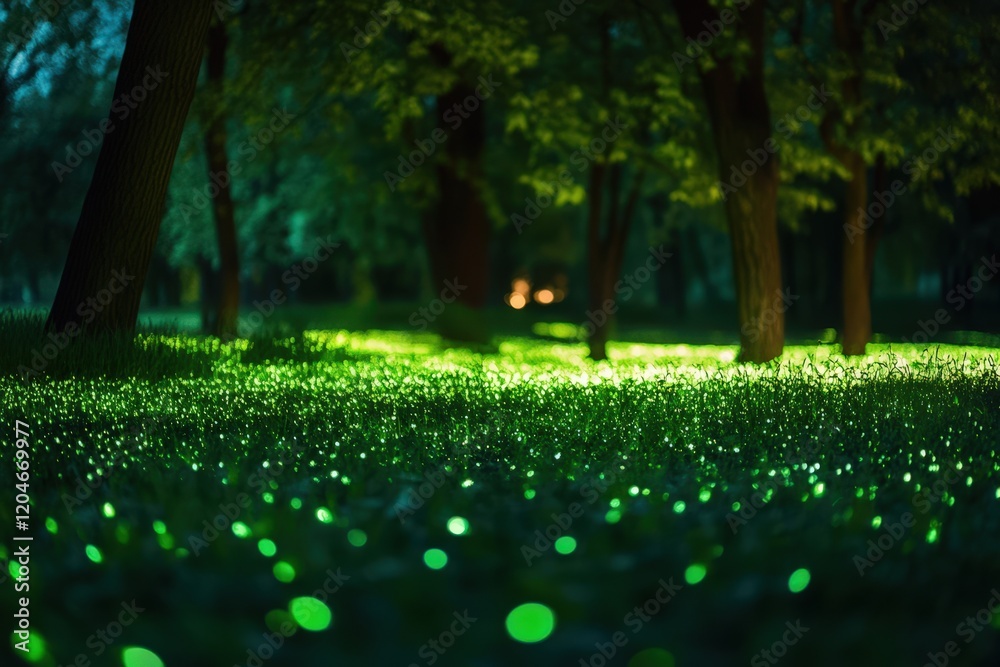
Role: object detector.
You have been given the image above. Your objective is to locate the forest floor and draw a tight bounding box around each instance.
[1,320,999,666]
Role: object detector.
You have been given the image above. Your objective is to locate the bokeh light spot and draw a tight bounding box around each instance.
[424,548,448,569]
[788,568,811,593]
[505,603,556,643]
[121,646,165,667]
[289,597,332,632]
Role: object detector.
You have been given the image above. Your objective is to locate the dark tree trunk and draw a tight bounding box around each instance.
[673,0,784,363]
[840,152,871,355]
[45,0,212,335]
[423,48,491,344]
[865,151,888,291]
[823,0,874,356]
[204,18,240,339]
[586,162,644,361]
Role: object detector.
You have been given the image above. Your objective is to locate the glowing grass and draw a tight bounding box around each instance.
[1,327,998,664]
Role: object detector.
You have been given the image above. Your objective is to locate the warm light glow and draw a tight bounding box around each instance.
[509,293,527,309]
[535,289,554,304]
[512,278,531,295]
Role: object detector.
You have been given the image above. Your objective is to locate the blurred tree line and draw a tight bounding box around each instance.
[1,0,998,361]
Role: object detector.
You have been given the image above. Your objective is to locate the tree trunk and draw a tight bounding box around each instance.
[824,0,873,356]
[423,64,491,344]
[45,0,212,335]
[673,0,784,363]
[204,18,240,339]
[586,164,610,361]
[586,162,644,361]
[840,151,871,355]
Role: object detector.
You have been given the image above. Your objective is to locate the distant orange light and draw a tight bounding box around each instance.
[535,289,554,305]
[552,289,566,302]
[509,292,527,309]
[512,279,531,295]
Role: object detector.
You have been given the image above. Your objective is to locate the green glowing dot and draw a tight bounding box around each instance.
[629,486,640,496]
[85,544,103,564]
[289,597,332,632]
[685,564,707,585]
[232,521,251,538]
[45,518,58,534]
[102,502,116,518]
[273,561,296,583]
[7,561,18,581]
[10,630,46,662]
[926,528,939,543]
[290,498,303,510]
[673,501,686,514]
[788,568,811,593]
[699,489,711,502]
[555,536,577,555]
[731,501,741,511]
[156,533,174,550]
[813,482,825,497]
[152,521,167,535]
[316,507,334,524]
[628,647,676,667]
[347,529,367,547]
[872,516,881,529]
[524,489,536,500]
[447,516,470,535]
[121,646,164,667]
[424,548,448,569]
[263,492,275,504]
[258,539,277,557]
[505,603,556,643]
[610,498,621,508]
[605,509,621,524]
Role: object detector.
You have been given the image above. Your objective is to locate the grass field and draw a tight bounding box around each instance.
[2,316,1000,666]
